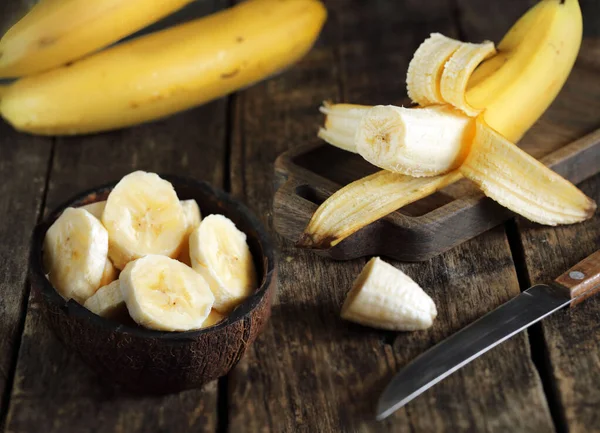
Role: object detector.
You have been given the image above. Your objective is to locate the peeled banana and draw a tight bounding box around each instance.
[102,171,187,270]
[43,207,109,303]
[120,254,215,331]
[341,257,437,331]
[0,0,327,135]
[0,0,194,78]
[189,214,257,313]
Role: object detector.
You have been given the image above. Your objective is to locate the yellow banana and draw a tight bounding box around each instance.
[0,0,327,135]
[302,0,585,249]
[0,0,195,78]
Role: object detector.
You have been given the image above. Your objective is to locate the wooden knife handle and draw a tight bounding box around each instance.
[555,250,600,307]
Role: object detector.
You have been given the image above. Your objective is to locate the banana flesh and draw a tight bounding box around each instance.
[297,170,462,249]
[461,120,597,225]
[99,258,118,287]
[189,214,257,313]
[317,102,369,153]
[406,33,462,106]
[83,280,126,319]
[178,199,203,266]
[202,309,227,328]
[102,171,187,270]
[355,105,474,176]
[43,207,109,303]
[81,201,106,220]
[0,0,327,135]
[341,257,437,331]
[120,255,215,332]
[0,0,194,78]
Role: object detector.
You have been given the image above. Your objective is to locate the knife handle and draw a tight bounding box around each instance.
[555,250,600,307]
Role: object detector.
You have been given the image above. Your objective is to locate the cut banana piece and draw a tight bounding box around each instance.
[102,171,186,270]
[341,257,437,331]
[460,121,597,225]
[317,102,370,153]
[298,170,461,249]
[189,214,257,313]
[440,40,496,116]
[202,309,227,328]
[43,207,109,303]
[120,255,214,331]
[178,199,203,266]
[83,280,126,319]
[80,201,106,220]
[99,258,118,287]
[355,105,474,177]
[406,33,463,106]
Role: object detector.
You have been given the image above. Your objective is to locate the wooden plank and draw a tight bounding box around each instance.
[3,3,228,432]
[227,0,553,431]
[0,1,53,429]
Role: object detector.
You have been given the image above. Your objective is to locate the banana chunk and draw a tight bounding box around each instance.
[80,201,106,220]
[178,199,203,266]
[120,255,214,331]
[43,207,109,303]
[355,105,473,177]
[102,171,187,269]
[202,309,227,328]
[99,258,118,287]
[341,257,437,331]
[84,280,126,319]
[189,214,257,313]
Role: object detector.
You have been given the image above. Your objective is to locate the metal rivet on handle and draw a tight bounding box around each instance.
[569,271,585,280]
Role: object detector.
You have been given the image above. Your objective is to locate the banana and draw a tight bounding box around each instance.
[81,201,106,220]
[178,199,202,266]
[120,254,215,331]
[0,0,195,78]
[317,102,369,153]
[460,120,596,225]
[202,309,227,328]
[466,0,582,142]
[438,40,495,116]
[297,170,462,249]
[406,33,462,106]
[83,280,126,319]
[99,258,118,287]
[355,105,474,176]
[43,207,109,303]
[189,214,257,313]
[0,0,327,135]
[341,257,437,331]
[102,171,187,270]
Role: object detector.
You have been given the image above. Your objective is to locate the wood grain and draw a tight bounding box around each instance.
[227,0,553,431]
[3,2,229,430]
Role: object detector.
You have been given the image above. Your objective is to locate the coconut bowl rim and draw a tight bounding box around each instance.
[29,174,276,341]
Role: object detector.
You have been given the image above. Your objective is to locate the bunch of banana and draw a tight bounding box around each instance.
[44,171,257,331]
[0,0,327,135]
[298,0,595,250]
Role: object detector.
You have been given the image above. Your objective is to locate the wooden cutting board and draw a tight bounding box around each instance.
[272,56,600,262]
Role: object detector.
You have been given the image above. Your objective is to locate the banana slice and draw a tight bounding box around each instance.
[83,280,126,319]
[102,171,187,269]
[406,33,463,106]
[202,309,227,328]
[80,201,106,220]
[189,214,257,313]
[341,257,437,331]
[43,207,109,303]
[99,258,118,287]
[355,104,474,177]
[178,199,202,266]
[120,255,214,331]
[440,40,496,116]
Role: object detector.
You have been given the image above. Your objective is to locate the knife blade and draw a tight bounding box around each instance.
[377,249,600,421]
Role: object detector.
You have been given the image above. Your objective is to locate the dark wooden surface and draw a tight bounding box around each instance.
[0,1,599,432]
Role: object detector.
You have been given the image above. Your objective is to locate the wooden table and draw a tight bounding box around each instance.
[1,1,599,432]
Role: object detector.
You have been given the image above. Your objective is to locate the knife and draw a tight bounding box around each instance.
[377,249,600,421]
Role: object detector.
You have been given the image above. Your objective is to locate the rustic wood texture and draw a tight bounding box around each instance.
[0,0,599,432]
[227,0,553,431]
